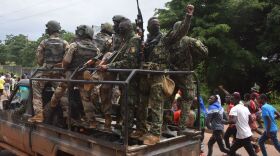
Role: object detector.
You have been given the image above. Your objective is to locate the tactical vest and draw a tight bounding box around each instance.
[44,38,65,65]
[69,40,98,69]
[94,33,112,53]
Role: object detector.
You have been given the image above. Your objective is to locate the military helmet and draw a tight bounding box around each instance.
[45,20,61,34]
[173,21,182,31]
[119,19,133,35]
[75,25,94,39]
[112,15,126,24]
[101,22,113,34]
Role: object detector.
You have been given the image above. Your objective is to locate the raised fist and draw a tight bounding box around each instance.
[186,4,194,15]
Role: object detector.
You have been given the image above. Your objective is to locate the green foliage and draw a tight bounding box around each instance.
[157,0,280,93]
[0,30,74,67]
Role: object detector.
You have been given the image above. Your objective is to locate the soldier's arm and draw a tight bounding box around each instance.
[166,5,194,44]
[108,38,140,69]
[63,40,70,53]
[36,40,45,66]
[62,43,77,69]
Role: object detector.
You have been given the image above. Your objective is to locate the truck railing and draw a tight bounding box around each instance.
[30,67,201,153]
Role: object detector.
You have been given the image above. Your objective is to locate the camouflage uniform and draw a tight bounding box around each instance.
[94,23,113,53]
[112,15,127,51]
[100,19,141,134]
[52,38,99,126]
[32,33,69,121]
[144,12,193,137]
[50,25,98,127]
[134,17,163,136]
[169,35,208,130]
[109,37,140,134]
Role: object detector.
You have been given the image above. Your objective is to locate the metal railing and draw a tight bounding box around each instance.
[30,67,201,152]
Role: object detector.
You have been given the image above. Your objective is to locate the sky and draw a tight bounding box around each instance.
[0,0,170,41]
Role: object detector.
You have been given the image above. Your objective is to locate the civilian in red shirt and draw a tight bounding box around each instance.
[224,94,237,149]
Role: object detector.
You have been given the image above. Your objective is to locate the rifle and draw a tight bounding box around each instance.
[78,53,104,72]
[135,0,145,66]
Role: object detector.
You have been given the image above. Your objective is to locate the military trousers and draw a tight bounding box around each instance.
[90,71,114,116]
[139,75,165,136]
[51,72,95,122]
[170,74,195,129]
[32,72,63,116]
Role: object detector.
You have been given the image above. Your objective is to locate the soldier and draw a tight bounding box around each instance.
[28,20,69,123]
[169,21,208,136]
[51,25,99,128]
[130,16,163,138]
[98,19,141,135]
[83,17,126,130]
[140,5,196,145]
[94,22,113,53]
[144,17,162,61]
[112,15,127,51]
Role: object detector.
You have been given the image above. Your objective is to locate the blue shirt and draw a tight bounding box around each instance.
[262,103,278,132]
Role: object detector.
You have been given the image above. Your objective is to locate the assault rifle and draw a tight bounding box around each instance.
[135,0,145,66]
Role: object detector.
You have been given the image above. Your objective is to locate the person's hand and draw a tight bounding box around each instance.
[186,4,194,15]
[97,65,108,72]
[218,85,224,89]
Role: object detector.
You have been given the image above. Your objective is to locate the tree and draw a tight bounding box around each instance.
[156,0,280,93]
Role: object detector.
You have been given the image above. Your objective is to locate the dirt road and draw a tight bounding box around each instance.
[202,132,279,156]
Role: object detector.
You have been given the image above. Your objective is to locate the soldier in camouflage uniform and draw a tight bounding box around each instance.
[140,5,195,145]
[28,20,69,123]
[83,17,127,130]
[98,19,141,135]
[169,21,208,135]
[51,25,99,128]
[112,15,127,51]
[130,16,163,138]
[94,22,113,54]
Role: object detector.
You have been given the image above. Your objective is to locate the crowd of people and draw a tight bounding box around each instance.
[198,85,280,156]
[0,73,18,99]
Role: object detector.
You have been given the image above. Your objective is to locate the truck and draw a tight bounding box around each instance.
[0,68,201,156]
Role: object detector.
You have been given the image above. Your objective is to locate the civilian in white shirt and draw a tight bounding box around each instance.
[228,92,257,156]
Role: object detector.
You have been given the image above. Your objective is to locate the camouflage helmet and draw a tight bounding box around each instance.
[75,25,94,39]
[101,22,113,34]
[118,19,133,35]
[173,21,182,31]
[112,15,126,24]
[112,15,127,33]
[45,20,61,34]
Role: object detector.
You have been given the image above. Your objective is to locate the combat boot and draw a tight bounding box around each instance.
[142,134,160,145]
[162,125,176,137]
[28,112,43,123]
[130,130,145,139]
[104,114,112,131]
[89,118,98,129]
